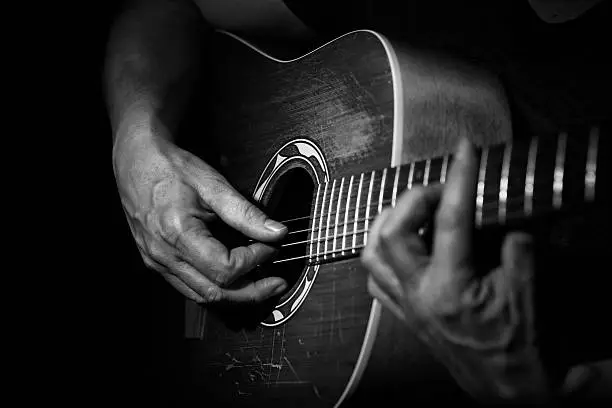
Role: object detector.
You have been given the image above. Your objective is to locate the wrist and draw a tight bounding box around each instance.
[111,104,171,178]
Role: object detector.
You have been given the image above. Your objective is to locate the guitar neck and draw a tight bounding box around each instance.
[306,125,607,265]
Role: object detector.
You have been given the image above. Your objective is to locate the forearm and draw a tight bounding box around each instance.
[105,0,209,144]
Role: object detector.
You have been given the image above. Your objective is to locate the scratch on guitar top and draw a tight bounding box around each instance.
[313,384,322,399]
[275,381,310,385]
[348,72,376,105]
[249,359,267,382]
[283,356,301,381]
[275,325,287,384]
[235,381,251,397]
[267,328,276,386]
[225,352,244,371]
[249,353,268,381]
[241,329,250,345]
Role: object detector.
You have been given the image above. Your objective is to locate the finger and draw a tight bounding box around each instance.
[221,277,288,303]
[176,261,287,304]
[362,209,404,302]
[387,185,443,236]
[162,211,278,286]
[501,232,534,274]
[188,164,287,242]
[368,276,406,321]
[562,365,598,396]
[432,138,479,272]
[377,186,441,275]
[162,273,205,303]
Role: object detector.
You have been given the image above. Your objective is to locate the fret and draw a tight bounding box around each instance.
[378,168,387,214]
[407,162,415,189]
[440,155,449,183]
[316,181,328,260]
[585,126,599,202]
[553,132,567,209]
[476,147,488,226]
[341,175,354,256]
[352,173,364,253]
[364,171,376,246]
[332,178,345,257]
[423,159,431,186]
[392,165,400,207]
[309,183,321,262]
[324,179,337,260]
[525,137,538,216]
[499,143,512,224]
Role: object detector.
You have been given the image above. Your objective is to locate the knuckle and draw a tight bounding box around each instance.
[142,255,165,273]
[148,242,167,263]
[212,258,239,286]
[202,285,223,303]
[378,223,396,245]
[360,246,378,269]
[141,235,155,256]
[159,207,185,245]
[211,271,230,287]
[238,201,263,224]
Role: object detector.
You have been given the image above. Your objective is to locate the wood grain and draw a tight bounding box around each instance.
[184,31,395,407]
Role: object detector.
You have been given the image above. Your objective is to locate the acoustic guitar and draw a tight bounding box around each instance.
[180,29,610,407]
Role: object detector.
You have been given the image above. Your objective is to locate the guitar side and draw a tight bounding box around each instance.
[182,29,513,407]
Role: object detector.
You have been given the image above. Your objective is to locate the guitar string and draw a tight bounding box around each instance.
[273,178,571,229]
[272,194,548,250]
[271,199,527,266]
[263,202,561,267]
[272,244,366,264]
[284,185,558,238]
[251,192,564,249]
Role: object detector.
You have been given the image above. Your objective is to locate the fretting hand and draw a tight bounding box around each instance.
[362,138,552,402]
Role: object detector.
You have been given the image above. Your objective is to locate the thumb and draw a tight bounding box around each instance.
[199,176,287,242]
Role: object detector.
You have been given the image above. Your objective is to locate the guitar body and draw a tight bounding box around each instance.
[183,30,522,407]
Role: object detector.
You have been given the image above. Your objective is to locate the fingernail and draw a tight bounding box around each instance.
[264,219,287,233]
[272,282,287,296]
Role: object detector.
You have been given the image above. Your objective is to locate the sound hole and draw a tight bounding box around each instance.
[263,167,314,301]
[209,167,315,329]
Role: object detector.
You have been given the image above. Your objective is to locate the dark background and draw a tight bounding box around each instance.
[66,1,187,406]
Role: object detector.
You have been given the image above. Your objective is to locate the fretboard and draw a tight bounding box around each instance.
[306,125,608,265]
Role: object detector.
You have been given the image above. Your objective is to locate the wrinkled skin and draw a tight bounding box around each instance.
[113,116,288,304]
[362,138,591,402]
